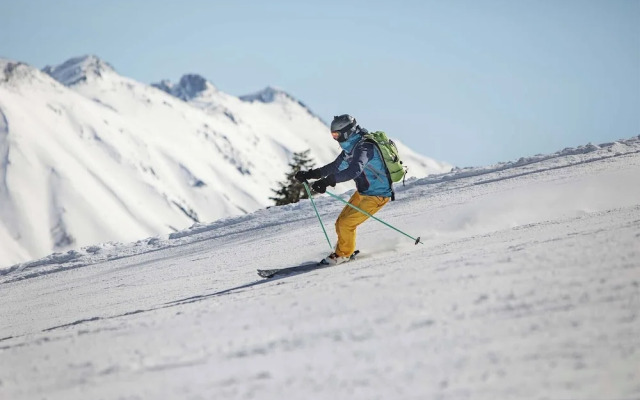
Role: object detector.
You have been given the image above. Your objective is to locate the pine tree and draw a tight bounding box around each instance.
[270,149,316,206]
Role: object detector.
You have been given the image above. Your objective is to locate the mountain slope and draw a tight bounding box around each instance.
[0,136,638,400]
[0,56,451,267]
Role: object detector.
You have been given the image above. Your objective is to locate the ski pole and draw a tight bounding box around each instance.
[325,190,423,245]
[303,182,334,250]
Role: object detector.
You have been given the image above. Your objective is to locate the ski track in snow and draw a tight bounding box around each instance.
[0,136,639,399]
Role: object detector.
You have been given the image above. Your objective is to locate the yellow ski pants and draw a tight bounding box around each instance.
[334,191,390,257]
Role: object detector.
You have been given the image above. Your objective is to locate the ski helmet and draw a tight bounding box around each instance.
[330,114,357,142]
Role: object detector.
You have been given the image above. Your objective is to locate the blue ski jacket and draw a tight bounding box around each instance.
[317,128,393,198]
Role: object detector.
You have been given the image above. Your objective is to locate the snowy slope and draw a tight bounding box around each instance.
[155,76,447,177]
[1,136,638,400]
[0,56,450,267]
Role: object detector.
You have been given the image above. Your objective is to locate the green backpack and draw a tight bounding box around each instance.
[362,131,406,184]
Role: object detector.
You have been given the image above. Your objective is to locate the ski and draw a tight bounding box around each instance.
[257,250,360,279]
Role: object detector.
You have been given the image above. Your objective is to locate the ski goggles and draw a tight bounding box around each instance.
[331,126,351,140]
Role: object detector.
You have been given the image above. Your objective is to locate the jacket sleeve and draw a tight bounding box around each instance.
[316,152,346,177]
[333,142,375,183]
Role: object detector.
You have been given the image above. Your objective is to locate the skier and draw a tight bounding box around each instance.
[295,114,392,265]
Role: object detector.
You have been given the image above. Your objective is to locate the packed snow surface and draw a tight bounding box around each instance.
[1,136,639,399]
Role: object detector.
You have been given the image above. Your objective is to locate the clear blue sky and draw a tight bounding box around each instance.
[1,0,639,167]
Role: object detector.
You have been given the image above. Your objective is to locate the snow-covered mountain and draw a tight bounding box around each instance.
[151,74,213,102]
[1,136,638,400]
[0,55,450,267]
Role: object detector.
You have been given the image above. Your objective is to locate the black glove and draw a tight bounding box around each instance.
[294,169,322,183]
[311,174,336,194]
